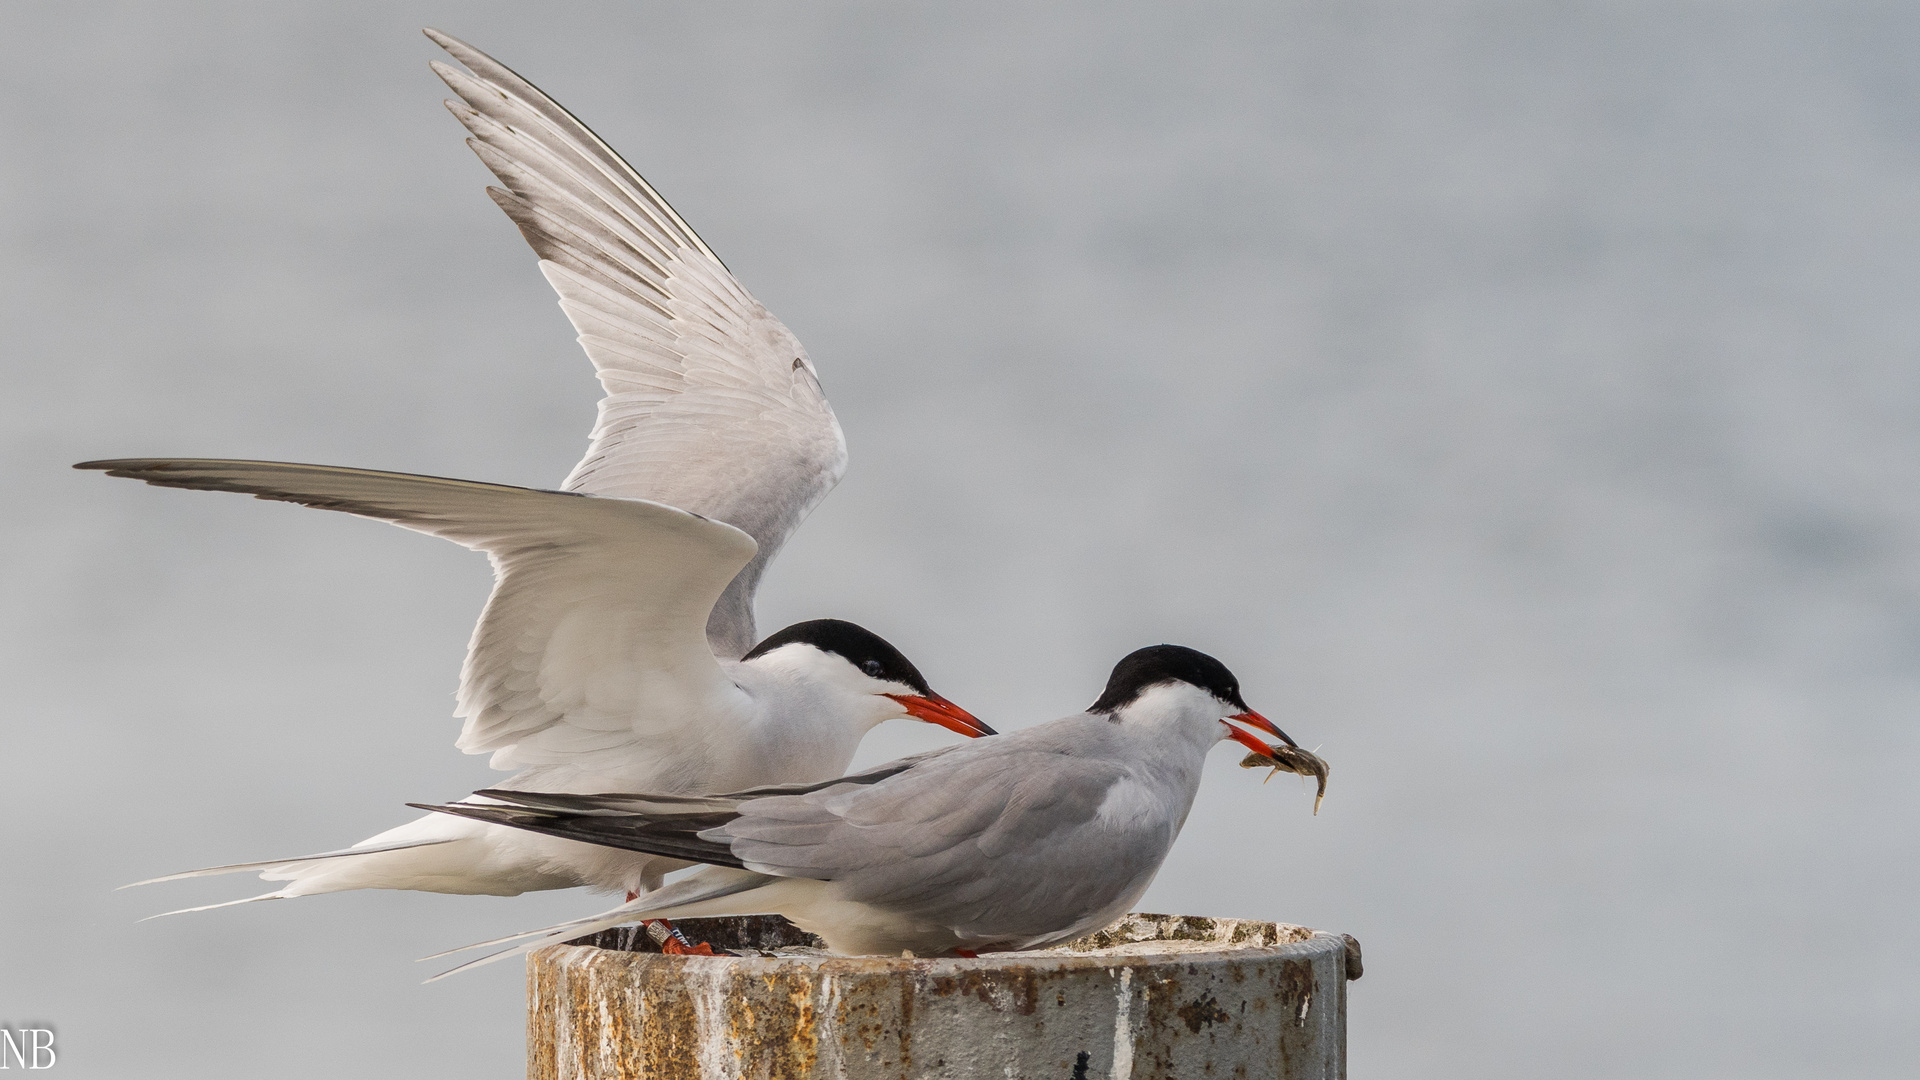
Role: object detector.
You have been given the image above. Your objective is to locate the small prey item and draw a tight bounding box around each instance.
[1239,744,1330,814]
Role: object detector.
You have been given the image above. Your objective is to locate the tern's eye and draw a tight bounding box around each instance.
[862,659,886,679]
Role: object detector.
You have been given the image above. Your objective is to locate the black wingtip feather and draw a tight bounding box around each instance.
[74,459,151,475]
[408,802,551,826]
[413,801,747,869]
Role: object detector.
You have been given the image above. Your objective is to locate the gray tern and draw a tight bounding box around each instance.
[415,645,1308,974]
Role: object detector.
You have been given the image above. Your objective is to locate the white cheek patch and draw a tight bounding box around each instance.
[758,644,859,690]
[1125,682,1191,716]
[748,645,912,732]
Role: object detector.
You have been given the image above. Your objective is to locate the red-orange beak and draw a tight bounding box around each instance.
[886,693,997,738]
[1222,709,1296,755]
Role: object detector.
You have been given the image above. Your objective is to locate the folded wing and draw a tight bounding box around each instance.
[435,733,1166,946]
[723,740,1152,940]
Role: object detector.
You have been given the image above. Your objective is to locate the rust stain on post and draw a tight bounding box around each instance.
[527,913,1354,1080]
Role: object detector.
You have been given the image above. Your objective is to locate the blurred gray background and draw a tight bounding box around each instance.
[3,1,1916,1076]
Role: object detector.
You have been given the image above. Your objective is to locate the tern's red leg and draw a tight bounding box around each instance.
[643,918,718,956]
[953,948,979,958]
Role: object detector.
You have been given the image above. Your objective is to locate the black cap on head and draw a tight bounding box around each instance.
[1090,645,1248,714]
[743,619,935,696]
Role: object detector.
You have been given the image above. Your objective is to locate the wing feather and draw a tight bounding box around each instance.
[76,459,755,770]
[439,729,1172,949]
[426,29,847,657]
[718,729,1166,940]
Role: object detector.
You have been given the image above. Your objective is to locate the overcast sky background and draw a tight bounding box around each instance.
[4,2,1918,1077]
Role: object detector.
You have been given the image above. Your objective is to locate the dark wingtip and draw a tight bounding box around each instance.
[469,788,530,803]
[74,458,159,478]
[467,788,634,812]
[421,798,573,822]
[407,801,538,825]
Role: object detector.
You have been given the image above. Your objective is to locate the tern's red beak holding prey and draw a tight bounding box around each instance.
[887,693,997,738]
[1222,710,1296,757]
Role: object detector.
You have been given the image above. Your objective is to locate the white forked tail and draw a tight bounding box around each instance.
[123,811,579,919]
[121,837,461,889]
[127,835,464,920]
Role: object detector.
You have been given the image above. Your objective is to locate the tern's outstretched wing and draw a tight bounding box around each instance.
[426,28,847,657]
[76,459,755,770]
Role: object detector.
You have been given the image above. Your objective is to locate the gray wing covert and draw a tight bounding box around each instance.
[718,736,1174,944]
[427,30,847,657]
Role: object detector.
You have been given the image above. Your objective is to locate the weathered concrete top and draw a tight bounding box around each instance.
[529,913,1356,1079]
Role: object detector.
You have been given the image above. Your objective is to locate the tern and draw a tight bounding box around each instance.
[416,644,1304,973]
[82,29,992,916]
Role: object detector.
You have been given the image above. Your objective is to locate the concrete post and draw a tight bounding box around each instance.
[527,913,1360,1079]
